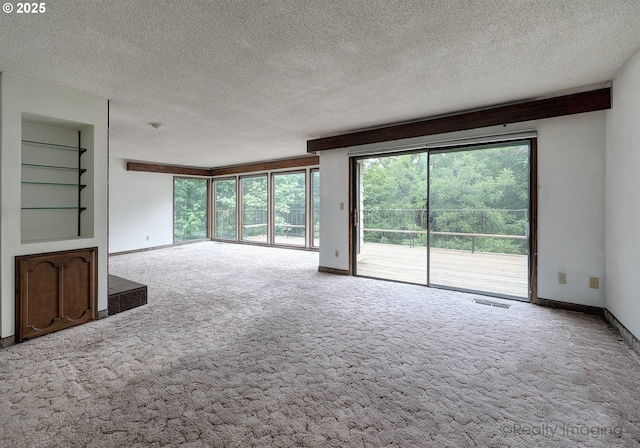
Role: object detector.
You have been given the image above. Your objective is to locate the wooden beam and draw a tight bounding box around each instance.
[210,156,319,176]
[307,88,611,152]
[127,156,319,177]
[127,162,211,176]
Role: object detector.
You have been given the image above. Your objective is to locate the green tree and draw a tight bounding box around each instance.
[241,176,268,239]
[174,178,208,241]
[361,152,428,244]
[360,144,529,253]
[274,172,306,237]
[214,179,236,239]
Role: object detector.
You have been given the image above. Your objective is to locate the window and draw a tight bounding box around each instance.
[241,176,268,243]
[174,177,208,242]
[273,171,306,246]
[212,167,319,249]
[214,178,237,239]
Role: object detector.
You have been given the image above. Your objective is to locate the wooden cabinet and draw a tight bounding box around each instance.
[15,247,98,342]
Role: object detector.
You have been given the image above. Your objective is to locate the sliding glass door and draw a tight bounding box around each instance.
[428,143,530,298]
[354,153,428,284]
[354,141,531,300]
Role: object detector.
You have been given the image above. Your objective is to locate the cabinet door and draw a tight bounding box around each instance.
[16,247,97,342]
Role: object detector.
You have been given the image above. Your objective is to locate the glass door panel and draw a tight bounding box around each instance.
[273,172,306,246]
[241,176,268,243]
[355,152,428,284]
[214,178,237,239]
[428,143,530,299]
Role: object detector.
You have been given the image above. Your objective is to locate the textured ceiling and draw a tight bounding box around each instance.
[1,0,640,167]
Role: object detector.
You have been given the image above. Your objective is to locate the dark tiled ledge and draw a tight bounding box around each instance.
[108,275,147,316]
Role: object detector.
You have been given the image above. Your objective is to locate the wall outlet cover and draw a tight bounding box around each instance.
[558,272,567,284]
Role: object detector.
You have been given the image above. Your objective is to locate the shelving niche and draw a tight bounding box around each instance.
[21,120,94,242]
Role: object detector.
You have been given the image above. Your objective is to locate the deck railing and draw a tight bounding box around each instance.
[362,208,528,254]
[215,208,320,240]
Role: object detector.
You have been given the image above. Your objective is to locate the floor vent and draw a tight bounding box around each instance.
[474,299,510,309]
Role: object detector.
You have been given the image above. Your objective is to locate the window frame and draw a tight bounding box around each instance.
[212,177,238,241]
[211,166,319,250]
[271,169,307,248]
[310,168,320,249]
[239,174,270,245]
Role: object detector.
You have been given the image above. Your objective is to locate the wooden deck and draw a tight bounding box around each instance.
[357,242,528,299]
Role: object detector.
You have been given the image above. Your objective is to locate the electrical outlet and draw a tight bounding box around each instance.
[340,203,344,210]
[335,250,339,257]
[558,272,566,284]
[589,277,599,289]
[146,236,150,241]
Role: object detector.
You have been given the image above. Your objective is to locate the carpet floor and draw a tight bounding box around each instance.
[1,241,639,447]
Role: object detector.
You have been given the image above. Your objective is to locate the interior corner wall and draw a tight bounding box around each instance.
[605,52,640,340]
[0,73,108,339]
[108,157,175,253]
[319,111,606,307]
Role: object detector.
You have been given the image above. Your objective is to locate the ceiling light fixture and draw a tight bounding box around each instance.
[149,122,165,129]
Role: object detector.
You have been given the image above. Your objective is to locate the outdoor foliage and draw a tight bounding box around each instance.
[176,171,319,244]
[361,144,529,254]
[241,176,268,239]
[214,179,236,239]
[273,172,306,239]
[174,178,208,242]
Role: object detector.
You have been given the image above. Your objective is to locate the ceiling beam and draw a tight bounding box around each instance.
[126,155,319,177]
[127,162,211,176]
[210,156,319,176]
[307,88,611,153]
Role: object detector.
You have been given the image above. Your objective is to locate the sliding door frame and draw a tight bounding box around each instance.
[350,138,538,302]
[529,139,538,304]
[350,148,428,283]
[310,168,320,249]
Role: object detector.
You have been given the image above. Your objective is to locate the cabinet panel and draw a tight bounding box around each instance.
[16,247,98,342]
[26,261,59,330]
[63,256,93,320]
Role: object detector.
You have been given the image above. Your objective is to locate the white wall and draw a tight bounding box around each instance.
[319,150,351,269]
[606,52,640,339]
[0,73,108,339]
[319,111,606,307]
[108,157,174,253]
[537,113,606,306]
